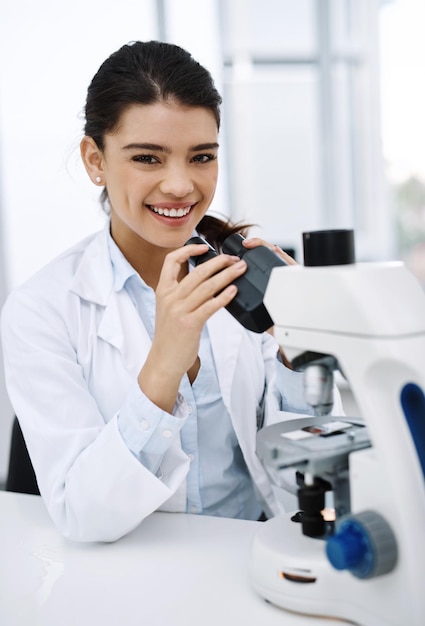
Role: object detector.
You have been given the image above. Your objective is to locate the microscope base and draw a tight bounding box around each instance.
[249,514,402,626]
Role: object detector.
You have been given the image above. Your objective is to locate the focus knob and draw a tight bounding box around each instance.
[326,510,397,579]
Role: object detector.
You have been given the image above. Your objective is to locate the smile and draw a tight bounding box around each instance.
[148,205,193,218]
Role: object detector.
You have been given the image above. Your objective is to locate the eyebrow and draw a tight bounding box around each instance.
[122,142,219,153]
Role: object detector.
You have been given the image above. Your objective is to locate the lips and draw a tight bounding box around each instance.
[148,204,194,218]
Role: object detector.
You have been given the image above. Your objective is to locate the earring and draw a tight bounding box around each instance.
[95,176,102,184]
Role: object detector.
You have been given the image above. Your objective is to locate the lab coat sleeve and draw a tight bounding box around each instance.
[117,381,189,475]
[1,286,191,542]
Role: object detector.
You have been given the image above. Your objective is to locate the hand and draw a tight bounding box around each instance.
[242,237,296,357]
[138,243,247,412]
[242,237,297,265]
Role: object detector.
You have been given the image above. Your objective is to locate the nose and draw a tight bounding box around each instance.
[159,164,194,197]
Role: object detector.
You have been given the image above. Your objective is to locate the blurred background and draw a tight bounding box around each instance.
[0,0,424,482]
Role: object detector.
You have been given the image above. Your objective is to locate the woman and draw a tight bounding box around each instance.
[1,41,342,542]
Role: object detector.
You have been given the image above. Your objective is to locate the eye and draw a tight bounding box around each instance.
[191,153,217,164]
[131,154,160,164]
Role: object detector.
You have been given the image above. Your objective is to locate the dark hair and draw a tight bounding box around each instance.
[84,40,250,247]
[84,40,222,147]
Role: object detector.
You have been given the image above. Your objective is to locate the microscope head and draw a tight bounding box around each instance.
[277,229,355,416]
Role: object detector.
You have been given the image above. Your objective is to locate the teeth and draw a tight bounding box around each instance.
[150,205,191,218]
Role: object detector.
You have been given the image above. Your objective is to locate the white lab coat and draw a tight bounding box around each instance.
[1,227,338,542]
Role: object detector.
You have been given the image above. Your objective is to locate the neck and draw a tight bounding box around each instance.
[110,232,187,290]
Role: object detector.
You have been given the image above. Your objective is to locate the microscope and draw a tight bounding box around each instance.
[247,229,425,626]
[187,228,425,624]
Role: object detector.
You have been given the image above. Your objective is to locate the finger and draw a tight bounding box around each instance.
[242,237,269,249]
[161,243,239,284]
[162,243,210,282]
[243,237,297,265]
[272,245,297,265]
[188,283,239,323]
[180,258,246,305]
[161,245,241,290]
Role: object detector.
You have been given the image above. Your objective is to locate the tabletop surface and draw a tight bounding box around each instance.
[0,491,346,626]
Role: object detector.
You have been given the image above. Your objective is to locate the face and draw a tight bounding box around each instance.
[83,101,219,256]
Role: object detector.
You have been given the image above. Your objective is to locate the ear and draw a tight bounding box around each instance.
[80,136,105,185]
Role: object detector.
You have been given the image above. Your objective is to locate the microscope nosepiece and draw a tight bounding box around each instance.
[303,364,334,416]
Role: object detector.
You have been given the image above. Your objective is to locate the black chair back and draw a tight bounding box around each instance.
[6,417,40,495]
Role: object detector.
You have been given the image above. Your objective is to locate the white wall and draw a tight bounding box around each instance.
[0,0,160,291]
[0,0,158,482]
[0,0,224,482]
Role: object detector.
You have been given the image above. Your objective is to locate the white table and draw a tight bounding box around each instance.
[0,491,345,626]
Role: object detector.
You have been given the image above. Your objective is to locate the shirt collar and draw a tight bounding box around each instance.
[107,227,200,292]
[107,231,141,292]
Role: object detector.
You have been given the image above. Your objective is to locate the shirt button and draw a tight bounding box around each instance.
[187,405,193,414]
[190,506,199,514]
[139,419,150,431]
[188,453,195,462]
[162,429,173,438]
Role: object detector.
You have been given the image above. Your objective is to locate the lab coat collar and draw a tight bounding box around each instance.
[70,226,114,306]
[69,226,151,371]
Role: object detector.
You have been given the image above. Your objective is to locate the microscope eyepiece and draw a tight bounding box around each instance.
[185,236,217,263]
[185,233,287,332]
[221,233,246,257]
[302,229,355,267]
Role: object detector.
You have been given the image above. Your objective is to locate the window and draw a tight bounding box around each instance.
[220,0,389,261]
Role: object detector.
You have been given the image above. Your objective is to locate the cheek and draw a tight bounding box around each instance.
[104,185,136,218]
[209,176,218,200]
[107,170,146,205]
[201,167,218,196]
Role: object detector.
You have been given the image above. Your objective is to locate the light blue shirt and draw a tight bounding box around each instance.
[108,234,262,520]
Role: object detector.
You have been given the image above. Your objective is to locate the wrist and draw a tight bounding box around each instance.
[138,358,182,414]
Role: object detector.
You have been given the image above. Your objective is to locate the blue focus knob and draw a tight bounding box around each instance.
[326,524,368,571]
[326,511,397,579]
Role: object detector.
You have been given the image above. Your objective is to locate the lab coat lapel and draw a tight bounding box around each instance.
[97,292,152,374]
[207,309,244,415]
[70,227,151,375]
[208,310,273,509]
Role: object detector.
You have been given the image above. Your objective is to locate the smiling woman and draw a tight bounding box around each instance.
[82,41,247,257]
[1,40,342,542]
